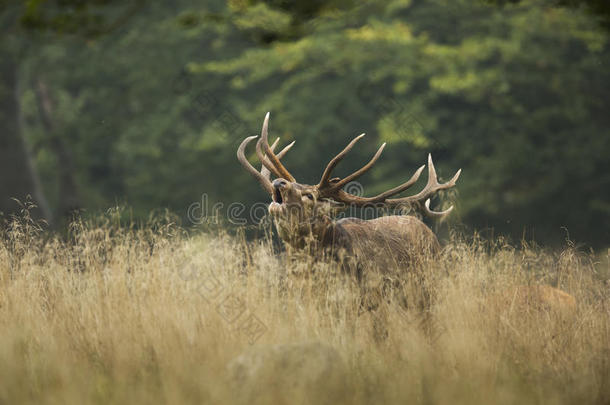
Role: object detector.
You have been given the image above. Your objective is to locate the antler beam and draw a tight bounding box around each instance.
[317,140,460,216]
[260,112,295,182]
[237,136,274,195]
[385,154,461,207]
[260,137,295,180]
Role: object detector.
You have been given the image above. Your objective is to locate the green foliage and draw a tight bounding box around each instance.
[195,0,610,245]
[2,0,609,246]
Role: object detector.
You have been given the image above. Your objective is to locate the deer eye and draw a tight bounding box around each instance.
[304,193,314,200]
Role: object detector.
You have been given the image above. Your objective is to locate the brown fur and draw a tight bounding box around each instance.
[329,216,439,269]
[274,210,440,277]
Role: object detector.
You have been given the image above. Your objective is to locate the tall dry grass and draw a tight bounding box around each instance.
[0,208,608,405]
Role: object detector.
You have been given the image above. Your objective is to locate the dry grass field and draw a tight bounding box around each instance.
[0,209,609,405]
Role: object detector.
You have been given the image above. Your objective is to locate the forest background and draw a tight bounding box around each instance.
[1,0,609,248]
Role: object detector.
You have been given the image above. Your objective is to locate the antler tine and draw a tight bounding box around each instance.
[330,142,386,190]
[325,154,459,209]
[423,199,454,218]
[257,136,282,179]
[261,138,295,180]
[277,141,295,159]
[260,137,279,180]
[324,164,425,206]
[237,136,274,195]
[270,137,281,151]
[318,133,366,187]
[386,154,461,206]
[261,112,295,182]
[374,164,426,199]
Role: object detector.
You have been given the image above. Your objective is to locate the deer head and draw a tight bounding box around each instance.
[237,113,461,250]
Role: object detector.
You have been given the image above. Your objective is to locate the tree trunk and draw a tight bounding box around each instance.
[0,53,52,222]
[34,78,80,219]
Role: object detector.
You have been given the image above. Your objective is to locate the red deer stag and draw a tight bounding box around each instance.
[237,113,461,273]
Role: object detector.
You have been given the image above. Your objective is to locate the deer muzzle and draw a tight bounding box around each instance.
[269,178,289,214]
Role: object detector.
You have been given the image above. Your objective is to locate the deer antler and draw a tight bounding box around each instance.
[318,134,388,191]
[239,113,461,218]
[318,134,366,188]
[237,136,274,195]
[317,137,460,216]
[384,154,461,208]
[260,137,295,180]
[259,112,295,182]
